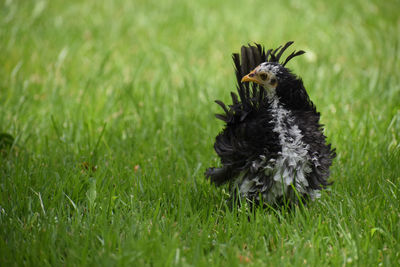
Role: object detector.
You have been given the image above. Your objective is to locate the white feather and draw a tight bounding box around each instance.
[239,97,321,203]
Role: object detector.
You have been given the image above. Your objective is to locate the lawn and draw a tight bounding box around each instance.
[1,0,399,265]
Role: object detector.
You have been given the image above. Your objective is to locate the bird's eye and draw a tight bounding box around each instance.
[270,78,277,85]
[259,73,268,80]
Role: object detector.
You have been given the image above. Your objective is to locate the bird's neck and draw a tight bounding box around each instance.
[266,88,279,104]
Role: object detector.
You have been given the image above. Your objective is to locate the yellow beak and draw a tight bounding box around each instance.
[241,70,260,84]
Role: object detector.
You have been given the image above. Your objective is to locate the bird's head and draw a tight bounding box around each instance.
[239,42,306,99]
[241,62,300,100]
[241,62,283,91]
[241,61,310,109]
[237,42,311,109]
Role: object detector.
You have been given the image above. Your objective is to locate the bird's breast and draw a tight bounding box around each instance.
[238,98,321,203]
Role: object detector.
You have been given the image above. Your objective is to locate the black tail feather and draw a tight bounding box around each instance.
[270,45,282,61]
[215,114,228,122]
[215,100,229,114]
[282,50,306,66]
[231,92,239,105]
[275,41,294,62]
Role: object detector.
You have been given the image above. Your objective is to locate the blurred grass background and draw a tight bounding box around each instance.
[1,0,400,265]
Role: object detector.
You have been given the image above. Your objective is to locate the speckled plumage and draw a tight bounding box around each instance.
[205,42,336,206]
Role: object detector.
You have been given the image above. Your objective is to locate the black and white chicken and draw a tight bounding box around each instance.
[205,42,336,206]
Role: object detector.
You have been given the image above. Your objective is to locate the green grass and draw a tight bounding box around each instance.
[1,0,400,265]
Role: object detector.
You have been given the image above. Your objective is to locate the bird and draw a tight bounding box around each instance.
[205,41,336,206]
